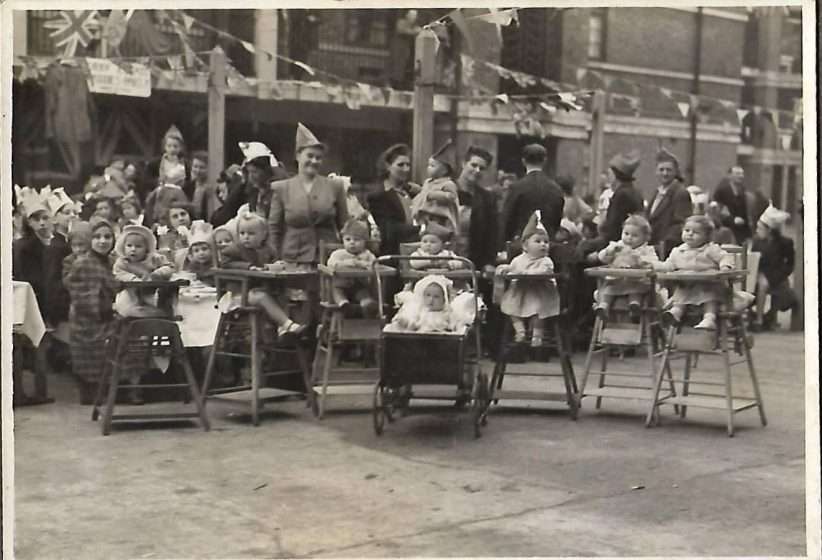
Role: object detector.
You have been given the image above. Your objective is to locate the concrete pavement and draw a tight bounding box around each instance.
[12,329,808,558]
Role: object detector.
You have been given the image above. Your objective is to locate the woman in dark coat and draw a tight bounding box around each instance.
[366,143,422,256]
[12,189,54,308]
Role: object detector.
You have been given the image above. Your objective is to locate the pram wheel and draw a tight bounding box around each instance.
[472,372,490,438]
[373,382,386,436]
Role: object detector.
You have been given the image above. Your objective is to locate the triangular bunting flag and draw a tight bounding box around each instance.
[381,87,392,105]
[676,102,690,118]
[737,109,749,123]
[780,132,792,150]
[293,61,316,76]
[494,93,510,104]
[539,101,557,114]
[241,40,256,54]
[448,9,475,54]
[182,13,194,31]
[659,87,672,98]
[342,87,362,110]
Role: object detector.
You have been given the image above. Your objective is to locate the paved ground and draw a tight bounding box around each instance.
[12,327,809,559]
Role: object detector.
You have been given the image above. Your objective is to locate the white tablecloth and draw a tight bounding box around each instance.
[13,281,46,347]
[174,286,220,348]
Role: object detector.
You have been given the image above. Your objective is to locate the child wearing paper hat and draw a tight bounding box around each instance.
[751,205,797,330]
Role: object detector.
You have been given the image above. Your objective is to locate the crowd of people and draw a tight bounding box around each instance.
[11,121,799,405]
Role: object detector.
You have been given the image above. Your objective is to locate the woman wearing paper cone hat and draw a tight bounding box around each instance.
[267,123,349,264]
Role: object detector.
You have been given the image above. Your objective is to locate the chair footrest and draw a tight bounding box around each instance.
[207,388,302,403]
[657,395,760,411]
[109,413,202,422]
[582,386,660,400]
[492,389,570,402]
[313,385,374,396]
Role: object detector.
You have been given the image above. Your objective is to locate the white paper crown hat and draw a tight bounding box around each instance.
[188,220,214,246]
[16,185,50,218]
[239,141,279,167]
[46,187,75,216]
[758,204,790,230]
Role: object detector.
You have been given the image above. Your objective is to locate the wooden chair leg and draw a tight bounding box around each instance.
[680,351,692,418]
[174,336,210,432]
[718,318,735,437]
[319,338,336,420]
[250,313,261,427]
[740,321,767,427]
[295,344,315,411]
[579,316,603,397]
[101,360,123,436]
[200,314,225,404]
[645,325,676,428]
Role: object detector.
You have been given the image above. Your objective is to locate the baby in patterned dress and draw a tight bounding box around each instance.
[498,211,560,346]
[654,215,735,330]
[594,214,659,320]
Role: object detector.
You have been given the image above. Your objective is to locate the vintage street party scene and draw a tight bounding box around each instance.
[2,4,817,559]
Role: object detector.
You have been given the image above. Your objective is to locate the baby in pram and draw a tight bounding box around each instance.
[386,275,475,334]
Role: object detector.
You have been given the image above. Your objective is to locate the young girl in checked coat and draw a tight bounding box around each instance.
[64,217,119,404]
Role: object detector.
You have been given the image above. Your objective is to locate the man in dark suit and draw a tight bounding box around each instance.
[647,148,693,258]
[500,144,565,246]
[712,165,755,244]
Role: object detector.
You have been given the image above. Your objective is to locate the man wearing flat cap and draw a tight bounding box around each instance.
[500,143,564,247]
[647,147,692,258]
[598,150,645,244]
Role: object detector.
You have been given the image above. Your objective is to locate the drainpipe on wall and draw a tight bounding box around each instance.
[687,7,703,184]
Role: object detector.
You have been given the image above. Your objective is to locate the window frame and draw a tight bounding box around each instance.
[342,11,390,49]
[588,8,608,61]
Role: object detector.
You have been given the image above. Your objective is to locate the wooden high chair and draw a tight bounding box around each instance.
[488,247,578,419]
[312,241,396,418]
[201,268,315,426]
[647,269,766,436]
[91,280,210,435]
[578,267,678,420]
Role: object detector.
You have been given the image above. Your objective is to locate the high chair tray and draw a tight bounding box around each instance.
[318,265,396,277]
[501,273,556,280]
[656,270,746,282]
[400,269,476,280]
[585,267,654,279]
[118,279,190,288]
[211,268,317,280]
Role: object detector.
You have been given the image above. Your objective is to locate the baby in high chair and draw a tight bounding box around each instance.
[498,211,560,346]
[654,214,743,330]
[326,218,378,316]
[409,221,463,271]
[112,224,176,318]
[593,214,659,320]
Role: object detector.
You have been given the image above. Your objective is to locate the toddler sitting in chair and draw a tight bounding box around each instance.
[326,218,378,316]
[112,224,176,318]
[409,221,463,271]
[593,214,659,321]
[654,215,752,330]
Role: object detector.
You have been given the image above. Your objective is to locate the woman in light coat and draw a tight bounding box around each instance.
[268,123,349,265]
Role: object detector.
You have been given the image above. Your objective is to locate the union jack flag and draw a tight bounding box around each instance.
[43,10,100,57]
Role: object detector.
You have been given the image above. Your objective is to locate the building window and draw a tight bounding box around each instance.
[344,11,388,48]
[588,9,607,60]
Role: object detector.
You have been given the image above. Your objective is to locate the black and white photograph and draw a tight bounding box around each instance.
[1,2,818,558]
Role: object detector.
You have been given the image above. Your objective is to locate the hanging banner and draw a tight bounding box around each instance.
[85,57,151,97]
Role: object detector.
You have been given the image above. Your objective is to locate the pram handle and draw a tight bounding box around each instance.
[373,255,480,324]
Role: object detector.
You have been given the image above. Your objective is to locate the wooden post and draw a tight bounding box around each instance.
[586,90,606,198]
[208,47,227,189]
[790,208,803,331]
[412,30,437,185]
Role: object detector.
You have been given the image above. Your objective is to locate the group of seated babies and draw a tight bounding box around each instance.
[591,213,753,331]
